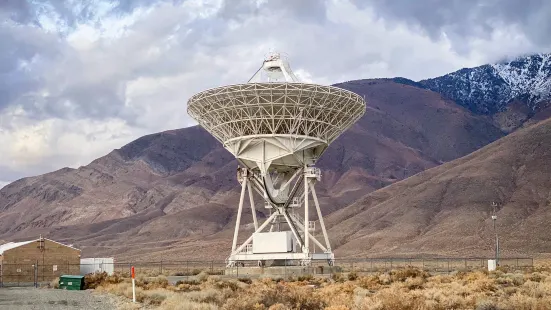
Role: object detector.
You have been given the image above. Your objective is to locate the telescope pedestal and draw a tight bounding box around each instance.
[226,166,334,267]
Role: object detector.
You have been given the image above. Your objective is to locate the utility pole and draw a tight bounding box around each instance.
[491,202,499,266]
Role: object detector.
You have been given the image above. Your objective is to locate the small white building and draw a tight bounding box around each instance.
[80,257,114,275]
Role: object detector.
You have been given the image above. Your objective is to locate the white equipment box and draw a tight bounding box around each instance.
[252,231,295,253]
[488,259,497,271]
[80,257,115,275]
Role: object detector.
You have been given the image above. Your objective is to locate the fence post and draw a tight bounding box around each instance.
[160,261,163,275]
[131,266,136,303]
[35,261,39,288]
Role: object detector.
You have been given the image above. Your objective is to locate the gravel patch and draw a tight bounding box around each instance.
[0,287,118,309]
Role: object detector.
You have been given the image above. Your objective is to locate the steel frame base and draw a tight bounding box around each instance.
[226,166,334,268]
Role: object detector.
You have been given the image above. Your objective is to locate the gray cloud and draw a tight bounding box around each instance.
[0,0,178,27]
[2,0,550,122]
[218,0,327,23]
[0,0,184,122]
[0,22,62,114]
[358,0,551,54]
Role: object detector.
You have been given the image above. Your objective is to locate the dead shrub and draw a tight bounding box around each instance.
[176,278,201,286]
[429,274,453,284]
[84,272,123,289]
[181,288,225,304]
[204,278,242,292]
[332,272,345,283]
[378,272,392,285]
[308,277,328,287]
[297,274,313,282]
[390,267,429,282]
[357,275,381,290]
[49,277,60,289]
[137,275,169,290]
[238,277,253,284]
[222,280,325,310]
[527,272,545,283]
[347,272,358,281]
[143,288,172,305]
[356,284,425,310]
[172,269,204,277]
[404,276,425,290]
[196,271,210,282]
[475,299,500,310]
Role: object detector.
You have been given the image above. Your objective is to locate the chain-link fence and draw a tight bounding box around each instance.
[0,257,533,287]
[0,261,80,287]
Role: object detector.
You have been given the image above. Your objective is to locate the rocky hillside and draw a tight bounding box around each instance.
[327,117,551,258]
[419,53,551,115]
[0,79,504,259]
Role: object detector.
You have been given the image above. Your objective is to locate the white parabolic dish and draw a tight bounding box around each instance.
[187,82,365,173]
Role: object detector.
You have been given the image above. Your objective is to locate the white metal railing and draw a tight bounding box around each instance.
[239,244,253,254]
[289,213,315,232]
[305,167,321,180]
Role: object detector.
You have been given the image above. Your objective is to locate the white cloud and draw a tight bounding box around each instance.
[0,112,141,177]
[0,0,549,184]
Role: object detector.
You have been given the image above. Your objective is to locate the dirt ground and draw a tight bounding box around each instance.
[0,287,118,309]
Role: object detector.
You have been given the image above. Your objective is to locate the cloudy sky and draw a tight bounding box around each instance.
[1,0,550,187]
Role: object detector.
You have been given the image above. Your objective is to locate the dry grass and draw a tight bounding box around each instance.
[119,267,225,278]
[49,277,60,289]
[93,267,551,310]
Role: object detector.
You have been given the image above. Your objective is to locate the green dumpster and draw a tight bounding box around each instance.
[59,275,85,290]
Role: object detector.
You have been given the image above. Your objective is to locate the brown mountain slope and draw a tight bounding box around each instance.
[326,117,551,258]
[0,79,504,259]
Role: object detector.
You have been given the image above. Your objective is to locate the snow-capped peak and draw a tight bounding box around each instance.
[418,53,551,114]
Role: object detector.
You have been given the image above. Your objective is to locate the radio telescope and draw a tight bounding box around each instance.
[187,52,365,267]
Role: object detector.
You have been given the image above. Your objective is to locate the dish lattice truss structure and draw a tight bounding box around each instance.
[187,52,366,267]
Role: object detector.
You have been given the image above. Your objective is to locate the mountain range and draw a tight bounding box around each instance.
[395,53,551,132]
[1,53,551,260]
